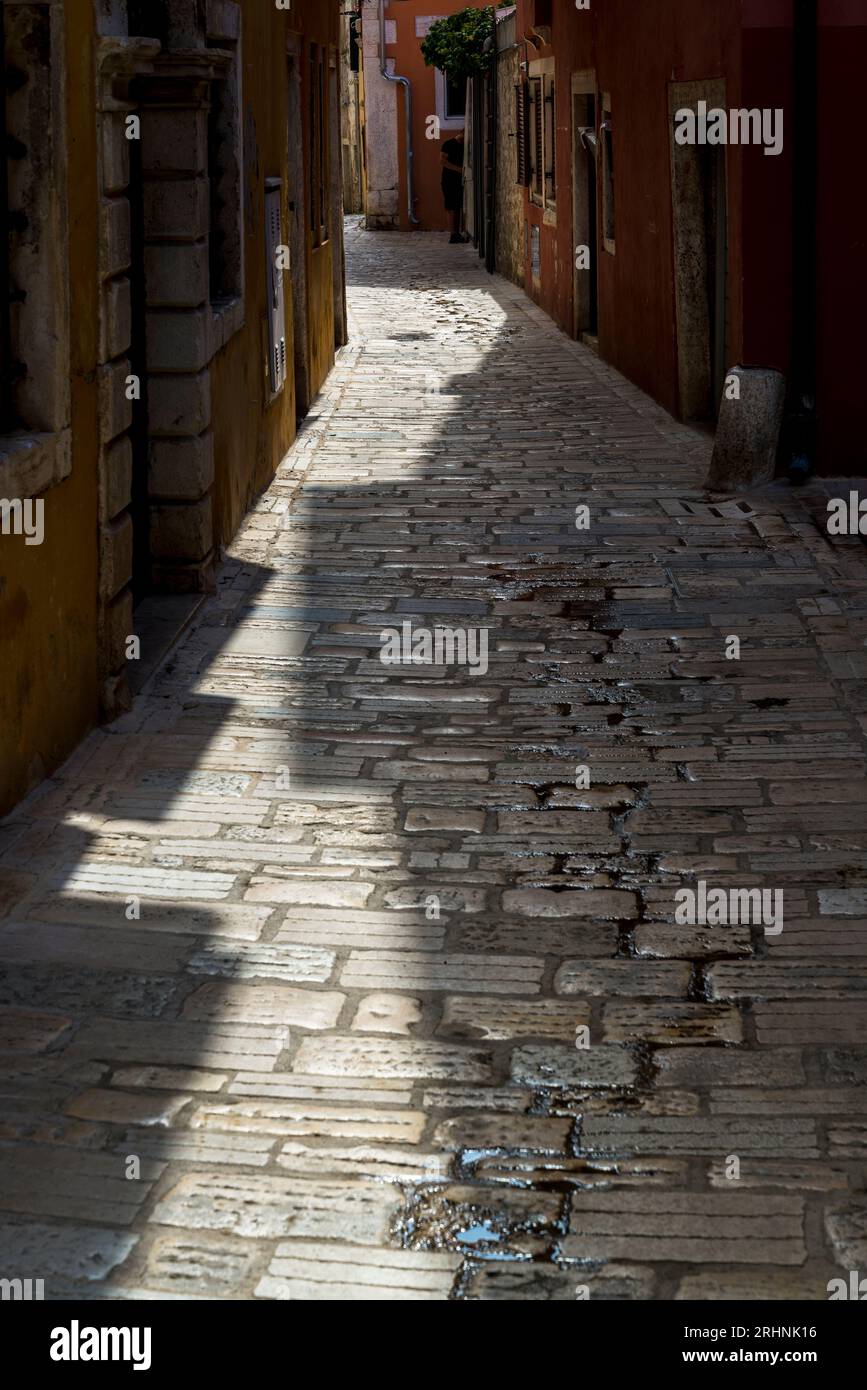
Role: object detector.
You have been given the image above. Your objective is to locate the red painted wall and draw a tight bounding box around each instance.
[517,0,754,420]
[512,0,863,473]
[817,0,867,472]
[739,0,793,376]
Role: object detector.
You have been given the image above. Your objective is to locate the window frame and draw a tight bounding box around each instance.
[527,58,556,223]
[434,66,466,130]
[528,75,543,204]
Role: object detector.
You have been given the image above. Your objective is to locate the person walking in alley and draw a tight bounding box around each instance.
[441,128,468,243]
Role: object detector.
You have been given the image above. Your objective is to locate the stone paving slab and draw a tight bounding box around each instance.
[1,222,866,1299]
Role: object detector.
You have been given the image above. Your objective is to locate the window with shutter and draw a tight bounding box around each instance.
[265,180,287,395]
[530,77,543,203]
[545,77,556,206]
[515,83,529,186]
[526,63,557,220]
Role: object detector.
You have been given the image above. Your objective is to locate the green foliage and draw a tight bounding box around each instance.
[420,6,495,83]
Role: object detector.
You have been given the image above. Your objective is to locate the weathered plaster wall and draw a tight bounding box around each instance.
[361,0,399,227]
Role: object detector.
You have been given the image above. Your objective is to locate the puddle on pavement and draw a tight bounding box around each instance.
[396,1185,566,1262]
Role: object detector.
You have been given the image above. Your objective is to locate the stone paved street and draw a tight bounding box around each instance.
[1,222,866,1300]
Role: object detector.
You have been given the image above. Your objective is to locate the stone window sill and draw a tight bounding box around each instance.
[0,428,71,499]
[208,295,245,356]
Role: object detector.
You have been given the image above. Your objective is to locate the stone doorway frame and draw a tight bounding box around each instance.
[668,78,730,424]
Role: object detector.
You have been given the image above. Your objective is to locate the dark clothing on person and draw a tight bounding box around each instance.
[441,137,463,211]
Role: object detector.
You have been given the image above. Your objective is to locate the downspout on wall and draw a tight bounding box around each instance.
[378,0,418,225]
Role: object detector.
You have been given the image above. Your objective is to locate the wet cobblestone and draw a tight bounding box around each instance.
[1,222,866,1299]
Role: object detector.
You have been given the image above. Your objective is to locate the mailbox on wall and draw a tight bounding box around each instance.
[265,177,287,395]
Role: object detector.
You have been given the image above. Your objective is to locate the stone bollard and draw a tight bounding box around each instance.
[706,365,786,491]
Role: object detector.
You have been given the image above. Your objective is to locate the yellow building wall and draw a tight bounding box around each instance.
[1,0,342,817]
[0,3,101,817]
[211,0,338,544]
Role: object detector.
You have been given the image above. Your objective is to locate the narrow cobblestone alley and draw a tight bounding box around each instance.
[2,223,866,1302]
